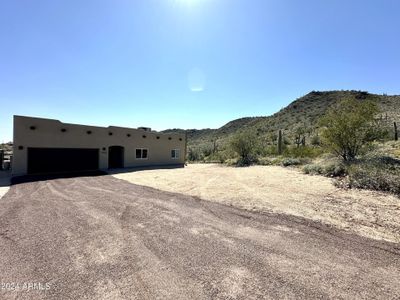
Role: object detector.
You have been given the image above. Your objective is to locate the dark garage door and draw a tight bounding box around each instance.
[27,148,99,174]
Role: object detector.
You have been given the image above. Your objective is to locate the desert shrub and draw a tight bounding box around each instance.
[204,149,235,164]
[281,158,302,167]
[303,164,324,175]
[374,141,400,158]
[201,146,213,158]
[283,136,291,145]
[263,145,280,156]
[256,156,283,166]
[323,162,347,177]
[187,147,203,161]
[283,146,324,158]
[303,162,346,177]
[319,97,381,161]
[347,157,400,195]
[236,157,255,167]
[203,154,221,163]
[310,135,321,146]
[229,131,258,166]
[258,157,273,166]
[225,158,238,166]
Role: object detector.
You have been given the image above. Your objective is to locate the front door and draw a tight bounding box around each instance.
[108,146,124,169]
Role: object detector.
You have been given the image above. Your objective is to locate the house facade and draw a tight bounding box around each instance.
[12,115,186,176]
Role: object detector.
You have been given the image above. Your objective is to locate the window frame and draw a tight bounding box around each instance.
[135,148,149,160]
[171,149,180,159]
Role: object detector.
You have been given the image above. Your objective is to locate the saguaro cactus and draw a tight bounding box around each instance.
[395,122,398,141]
[277,130,283,155]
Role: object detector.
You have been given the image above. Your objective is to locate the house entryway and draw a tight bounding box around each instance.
[108,146,124,169]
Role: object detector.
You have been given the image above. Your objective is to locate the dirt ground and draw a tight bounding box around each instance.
[1,176,399,299]
[114,164,400,244]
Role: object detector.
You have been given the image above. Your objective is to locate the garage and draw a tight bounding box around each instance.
[27,148,99,174]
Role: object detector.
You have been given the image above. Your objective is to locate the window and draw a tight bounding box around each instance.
[171,149,180,159]
[136,148,148,159]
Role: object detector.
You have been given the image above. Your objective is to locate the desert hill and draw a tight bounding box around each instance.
[164,90,400,150]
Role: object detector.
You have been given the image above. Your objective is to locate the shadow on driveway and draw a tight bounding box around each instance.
[10,164,185,185]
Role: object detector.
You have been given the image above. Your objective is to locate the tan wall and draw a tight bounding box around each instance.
[12,116,186,176]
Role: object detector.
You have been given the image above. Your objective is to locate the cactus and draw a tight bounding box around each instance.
[395,122,398,141]
[277,130,283,155]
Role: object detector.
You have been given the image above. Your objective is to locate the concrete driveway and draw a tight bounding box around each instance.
[0,175,399,299]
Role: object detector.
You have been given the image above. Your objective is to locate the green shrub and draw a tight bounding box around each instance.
[319,97,381,161]
[283,146,324,158]
[204,149,234,164]
[303,162,346,177]
[187,147,203,161]
[281,158,302,167]
[347,157,400,195]
[264,145,279,156]
[310,135,321,146]
[258,157,273,166]
[257,156,284,166]
[236,157,254,167]
[303,164,324,175]
[323,162,347,177]
[229,131,258,166]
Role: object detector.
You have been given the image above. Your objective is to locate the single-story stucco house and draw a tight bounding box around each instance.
[12,115,186,176]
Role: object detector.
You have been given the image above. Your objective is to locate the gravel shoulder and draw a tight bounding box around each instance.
[0,175,399,299]
[114,164,400,244]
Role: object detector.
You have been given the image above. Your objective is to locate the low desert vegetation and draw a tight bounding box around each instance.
[187,95,400,196]
[346,156,400,194]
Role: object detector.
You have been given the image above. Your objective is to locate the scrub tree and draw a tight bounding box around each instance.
[320,97,380,161]
[230,131,258,166]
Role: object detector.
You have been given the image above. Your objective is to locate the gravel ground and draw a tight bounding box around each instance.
[114,164,400,243]
[0,175,400,299]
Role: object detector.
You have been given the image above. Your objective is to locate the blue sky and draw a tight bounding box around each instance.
[1,0,400,142]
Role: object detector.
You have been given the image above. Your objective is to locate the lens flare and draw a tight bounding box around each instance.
[188,68,206,92]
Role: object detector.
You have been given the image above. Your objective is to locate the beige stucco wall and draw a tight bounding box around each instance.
[12,116,186,176]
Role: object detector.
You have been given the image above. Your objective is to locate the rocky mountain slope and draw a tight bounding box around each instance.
[164,90,400,149]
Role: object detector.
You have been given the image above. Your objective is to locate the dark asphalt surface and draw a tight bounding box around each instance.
[0,175,399,299]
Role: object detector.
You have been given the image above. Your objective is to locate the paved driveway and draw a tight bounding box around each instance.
[0,176,399,299]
